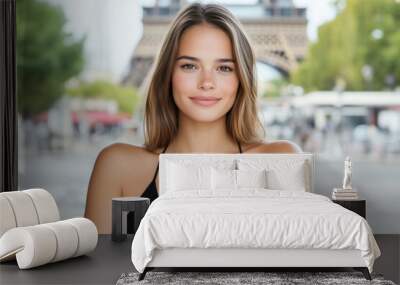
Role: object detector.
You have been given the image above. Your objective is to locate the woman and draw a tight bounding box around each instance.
[84,3,301,234]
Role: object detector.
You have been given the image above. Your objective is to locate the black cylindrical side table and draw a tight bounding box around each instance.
[112,197,150,242]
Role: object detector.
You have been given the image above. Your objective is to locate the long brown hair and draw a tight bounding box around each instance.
[143,3,265,152]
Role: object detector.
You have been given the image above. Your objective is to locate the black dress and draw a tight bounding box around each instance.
[127,145,169,233]
[139,144,169,203]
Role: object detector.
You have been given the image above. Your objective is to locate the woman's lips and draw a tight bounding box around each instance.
[189,97,221,107]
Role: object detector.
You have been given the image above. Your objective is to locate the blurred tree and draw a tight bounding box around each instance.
[67,80,140,114]
[262,79,289,98]
[292,0,400,91]
[17,0,84,118]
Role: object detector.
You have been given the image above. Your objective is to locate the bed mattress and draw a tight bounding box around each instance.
[131,189,381,273]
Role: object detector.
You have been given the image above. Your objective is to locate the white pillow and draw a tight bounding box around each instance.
[237,159,309,192]
[211,168,268,190]
[167,162,212,191]
[236,169,268,188]
[266,167,306,191]
[211,168,236,190]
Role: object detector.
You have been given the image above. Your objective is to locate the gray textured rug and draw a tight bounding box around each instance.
[116,271,396,285]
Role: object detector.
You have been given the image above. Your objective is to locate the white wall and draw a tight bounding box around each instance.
[314,154,400,234]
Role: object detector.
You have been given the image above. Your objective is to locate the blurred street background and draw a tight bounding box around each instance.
[17,0,400,234]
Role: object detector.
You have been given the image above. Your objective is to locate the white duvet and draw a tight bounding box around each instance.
[131,189,381,273]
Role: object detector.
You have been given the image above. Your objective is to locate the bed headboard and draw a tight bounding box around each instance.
[159,153,315,195]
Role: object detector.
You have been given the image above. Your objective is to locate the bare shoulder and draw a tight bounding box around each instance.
[243,140,302,154]
[97,142,160,169]
[97,142,155,164]
[95,143,159,188]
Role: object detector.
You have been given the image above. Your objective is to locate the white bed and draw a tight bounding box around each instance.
[131,153,381,281]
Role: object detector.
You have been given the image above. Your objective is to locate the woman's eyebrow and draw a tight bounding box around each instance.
[176,55,235,63]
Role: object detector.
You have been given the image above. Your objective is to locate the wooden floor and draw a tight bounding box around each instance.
[0,234,398,284]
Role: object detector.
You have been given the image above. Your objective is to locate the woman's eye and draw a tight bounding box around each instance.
[179,64,233,73]
[217,65,233,72]
[181,64,197,71]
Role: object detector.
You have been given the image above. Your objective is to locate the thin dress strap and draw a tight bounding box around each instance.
[237,141,242,153]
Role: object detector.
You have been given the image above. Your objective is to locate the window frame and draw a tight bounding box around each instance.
[0,0,17,193]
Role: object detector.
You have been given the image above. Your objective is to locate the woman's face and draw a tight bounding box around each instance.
[171,23,239,123]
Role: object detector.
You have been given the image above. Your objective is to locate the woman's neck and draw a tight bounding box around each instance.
[167,114,238,153]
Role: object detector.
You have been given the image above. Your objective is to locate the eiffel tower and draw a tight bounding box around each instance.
[123,0,307,89]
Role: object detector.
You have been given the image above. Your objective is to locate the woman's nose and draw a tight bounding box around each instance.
[198,69,215,91]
